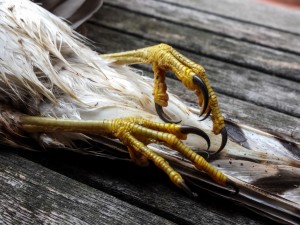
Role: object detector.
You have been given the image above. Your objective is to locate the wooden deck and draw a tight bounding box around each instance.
[1,0,300,224]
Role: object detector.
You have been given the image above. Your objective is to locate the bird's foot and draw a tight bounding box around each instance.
[21,116,230,195]
[100,44,227,152]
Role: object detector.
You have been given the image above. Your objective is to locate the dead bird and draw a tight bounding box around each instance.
[0,0,229,191]
[0,0,300,223]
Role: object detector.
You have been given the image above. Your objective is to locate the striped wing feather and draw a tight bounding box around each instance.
[0,1,299,224]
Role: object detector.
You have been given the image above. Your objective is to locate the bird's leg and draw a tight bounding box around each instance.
[100,44,227,152]
[21,116,233,195]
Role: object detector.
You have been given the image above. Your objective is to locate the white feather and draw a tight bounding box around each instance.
[0,0,206,143]
[0,0,299,208]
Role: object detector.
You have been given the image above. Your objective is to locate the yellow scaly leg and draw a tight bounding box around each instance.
[21,116,233,195]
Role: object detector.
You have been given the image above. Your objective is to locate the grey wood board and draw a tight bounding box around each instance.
[14,149,274,225]
[1,1,298,225]
[158,0,300,35]
[0,151,173,225]
[86,25,300,142]
[95,4,300,82]
[108,0,300,55]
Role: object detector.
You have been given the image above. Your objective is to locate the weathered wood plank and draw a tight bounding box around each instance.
[85,25,300,142]
[94,4,300,82]
[17,150,274,225]
[0,151,173,225]
[107,0,300,55]
[159,0,300,34]
[1,2,298,225]
[87,24,300,118]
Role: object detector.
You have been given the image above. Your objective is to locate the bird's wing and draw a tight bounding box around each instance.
[90,122,300,225]
[33,0,103,28]
[0,1,299,224]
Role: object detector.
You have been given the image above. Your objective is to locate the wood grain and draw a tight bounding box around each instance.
[1,1,299,224]
[86,25,300,142]
[107,0,300,55]
[14,149,273,225]
[0,151,174,225]
[96,4,300,82]
[90,5,300,114]
[158,0,300,34]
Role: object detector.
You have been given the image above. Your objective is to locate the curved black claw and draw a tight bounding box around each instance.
[199,108,211,121]
[195,150,210,160]
[192,76,209,117]
[155,103,181,124]
[179,181,197,198]
[211,127,228,155]
[180,125,211,150]
[226,178,239,195]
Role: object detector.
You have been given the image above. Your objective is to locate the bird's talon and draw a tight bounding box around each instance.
[226,178,239,195]
[199,108,212,121]
[22,116,229,191]
[219,127,228,152]
[179,181,197,197]
[180,125,210,150]
[211,127,228,155]
[101,44,227,155]
[195,150,210,160]
[155,103,181,124]
[192,76,209,116]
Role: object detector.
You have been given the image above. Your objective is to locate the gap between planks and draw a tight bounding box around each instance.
[13,149,272,225]
[0,151,175,225]
[107,0,300,56]
[157,0,300,35]
[100,2,300,82]
[85,24,300,143]
[87,22,300,118]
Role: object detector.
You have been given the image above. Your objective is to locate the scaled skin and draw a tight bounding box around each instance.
[101,43,225,135]
[21,116,228,193]
[0,0,230,194]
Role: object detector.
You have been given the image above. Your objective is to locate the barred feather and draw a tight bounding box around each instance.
[0,0,299,223]
[33,0,103,29]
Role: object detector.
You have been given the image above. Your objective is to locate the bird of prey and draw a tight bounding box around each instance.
[0,0,229,192]
[0,0,299,223]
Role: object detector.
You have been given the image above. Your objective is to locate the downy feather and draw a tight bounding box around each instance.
[0,0,299,222]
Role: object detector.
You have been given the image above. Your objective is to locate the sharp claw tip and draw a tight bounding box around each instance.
[220,127,228,150]
[210,127,227,156]
[180,126,210,150]
[199,109,205,117]
[198,150,210,159]
[207,143,211,151]
[192,76,209,117]
[226,178,239,195]
[155,103,181,124]
[180,181,197,198]
[199,108,211,121]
